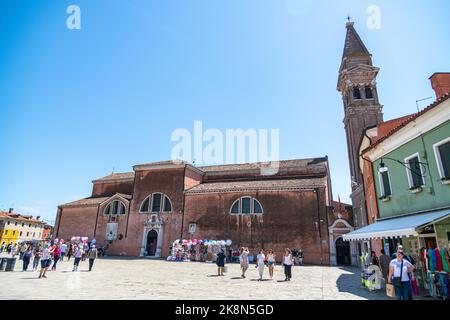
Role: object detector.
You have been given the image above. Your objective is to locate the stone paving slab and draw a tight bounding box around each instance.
[0,257,390,300]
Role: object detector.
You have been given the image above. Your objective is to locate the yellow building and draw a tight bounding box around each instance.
[0,211,46,250]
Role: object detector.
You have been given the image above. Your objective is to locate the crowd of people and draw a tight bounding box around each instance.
[1,239,99,278]
[215,247,300,282]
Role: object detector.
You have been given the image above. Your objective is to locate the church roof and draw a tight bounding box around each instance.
[185,177,328,194]
[58,193,132,208]
[342,22,370,60]
[92,157,329,182]
[198,157,327,173]
[92,172,135,183]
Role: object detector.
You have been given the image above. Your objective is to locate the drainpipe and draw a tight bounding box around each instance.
[315,188,323,265]
[180,166,186,240]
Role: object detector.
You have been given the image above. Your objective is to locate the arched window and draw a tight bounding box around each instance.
[353,87,361,100]
[229,197,263,215]
[104,200,126,215]
[140,193,173,214]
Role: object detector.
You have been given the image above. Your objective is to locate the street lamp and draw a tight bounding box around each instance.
[378,157,428,178]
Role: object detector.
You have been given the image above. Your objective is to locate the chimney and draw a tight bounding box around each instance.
[8,208,13,213]
[429,72,450,99]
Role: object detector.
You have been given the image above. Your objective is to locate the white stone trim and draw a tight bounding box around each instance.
[404,152,425,188]
[433,136,450,179]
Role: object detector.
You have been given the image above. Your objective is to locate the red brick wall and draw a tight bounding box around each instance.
[56,206,99,240]
[183,188,330,265]
[184,167,203,190]
[92,180,134,197]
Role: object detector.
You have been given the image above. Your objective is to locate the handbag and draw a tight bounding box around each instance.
[386,283,396,298]
[392,260,404,287]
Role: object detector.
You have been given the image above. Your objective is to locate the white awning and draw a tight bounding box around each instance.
[343,209,450,241]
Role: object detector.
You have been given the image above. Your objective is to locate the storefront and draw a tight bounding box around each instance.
[343,209,450,299]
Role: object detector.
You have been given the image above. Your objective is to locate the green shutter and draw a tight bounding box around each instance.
[439,142,450,177]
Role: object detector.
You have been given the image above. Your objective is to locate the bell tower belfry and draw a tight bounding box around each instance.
[337,22,383,232]
[338,21,383,188]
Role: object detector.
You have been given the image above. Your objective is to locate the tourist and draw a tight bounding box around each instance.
[283,248,294,281]
[82,242,89,261]
[239,247,249,278]
[379,249,390,283]
[88,245,98,271]
[256,249,266,281]
[67,243,73,261]
[6,242,13,254]
[52,243,61,271]
[22,245,33,271]
[369,251,379,266]
[39,244,52,279]
[388,249,415,300]
[266,250,275,279]
[33,245,42,271]
[73,244,84,272]
[216,249,226,276]
[298,249,304,265]
[60,241,67,261]
[0,243,4,253]
[19,242,27,260]
[12,243,19,257]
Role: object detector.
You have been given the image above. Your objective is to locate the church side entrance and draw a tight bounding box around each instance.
[336,237,351,266]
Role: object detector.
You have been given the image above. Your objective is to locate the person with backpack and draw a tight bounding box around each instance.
[216,248,226,276]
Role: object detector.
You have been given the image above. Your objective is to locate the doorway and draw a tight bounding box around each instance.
[146,230,158,256]
[336,237,351,266]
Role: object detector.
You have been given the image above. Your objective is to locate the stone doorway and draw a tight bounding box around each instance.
[146,230,158,256]
[336,237,351,266]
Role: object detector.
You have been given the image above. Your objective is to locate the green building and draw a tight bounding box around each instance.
[344,87,450,297]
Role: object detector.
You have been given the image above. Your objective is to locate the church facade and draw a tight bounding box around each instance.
[55,158,341,265]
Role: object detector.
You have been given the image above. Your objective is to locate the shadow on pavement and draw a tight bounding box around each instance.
[335,266,387,300]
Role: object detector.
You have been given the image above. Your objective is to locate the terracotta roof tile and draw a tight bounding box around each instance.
[0,212,45,224]
[59,196,110,208]
[185,177,327,194]
[363,93,450,154]
[93,172,135,182]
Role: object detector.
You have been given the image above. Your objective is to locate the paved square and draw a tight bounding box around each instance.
[0,257,389,300]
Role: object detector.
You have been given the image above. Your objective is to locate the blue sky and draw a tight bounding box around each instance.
[0,0,449,223]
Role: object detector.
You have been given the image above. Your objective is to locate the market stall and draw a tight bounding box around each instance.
[344,209,450,299]
[167,239,232,262]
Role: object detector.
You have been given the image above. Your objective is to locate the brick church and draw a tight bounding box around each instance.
[56,158,338,265]
[54,22,374,266]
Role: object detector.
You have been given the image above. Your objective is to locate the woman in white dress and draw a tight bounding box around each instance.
[256,249,266,281]
[239,247,249,278]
